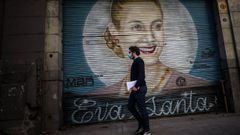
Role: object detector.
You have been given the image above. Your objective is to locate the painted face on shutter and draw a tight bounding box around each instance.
[116,1,164,65]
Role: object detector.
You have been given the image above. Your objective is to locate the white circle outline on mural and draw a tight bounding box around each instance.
[82,0,198,86]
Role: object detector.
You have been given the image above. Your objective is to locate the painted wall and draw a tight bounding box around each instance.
[63,0,224,124]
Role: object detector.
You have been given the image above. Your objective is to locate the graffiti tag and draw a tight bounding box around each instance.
[65,76,94,88]
[70,91,216,124]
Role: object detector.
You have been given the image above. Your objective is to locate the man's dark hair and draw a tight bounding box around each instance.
[129,46,140,56]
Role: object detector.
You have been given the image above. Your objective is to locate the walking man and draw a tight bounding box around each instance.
[127,46,151,135]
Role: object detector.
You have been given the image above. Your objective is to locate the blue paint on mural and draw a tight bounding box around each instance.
[180,0,222,81]
[63,0,106,94]
[63,0,222,95]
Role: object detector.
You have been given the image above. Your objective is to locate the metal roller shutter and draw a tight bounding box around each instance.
[63,0,224,124]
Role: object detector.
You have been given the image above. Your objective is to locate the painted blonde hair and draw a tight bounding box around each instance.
[104,0,163,58]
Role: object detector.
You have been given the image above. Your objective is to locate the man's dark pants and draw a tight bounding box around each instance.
[128,86,150,132]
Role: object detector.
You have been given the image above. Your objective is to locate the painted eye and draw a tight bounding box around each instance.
[131,24,143,31]
[153,23,162,31]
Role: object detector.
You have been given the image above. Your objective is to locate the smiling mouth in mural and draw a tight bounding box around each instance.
[139,46,156,54]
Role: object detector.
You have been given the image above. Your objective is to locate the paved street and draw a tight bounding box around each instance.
[45,113,240,135]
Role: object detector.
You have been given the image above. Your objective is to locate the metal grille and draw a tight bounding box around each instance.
[63,0,224,124]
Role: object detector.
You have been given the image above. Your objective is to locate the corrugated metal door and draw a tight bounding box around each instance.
[63,0,224,124]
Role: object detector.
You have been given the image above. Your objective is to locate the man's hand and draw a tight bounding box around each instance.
[132,86,140,91]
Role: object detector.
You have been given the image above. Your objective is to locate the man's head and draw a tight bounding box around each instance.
[129,46,140,59]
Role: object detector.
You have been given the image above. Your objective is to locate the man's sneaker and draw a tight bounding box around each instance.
[143,131,151,135]
[135,127,143,135]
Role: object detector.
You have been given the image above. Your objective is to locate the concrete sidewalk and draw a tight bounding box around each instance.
[45,113,240,135]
